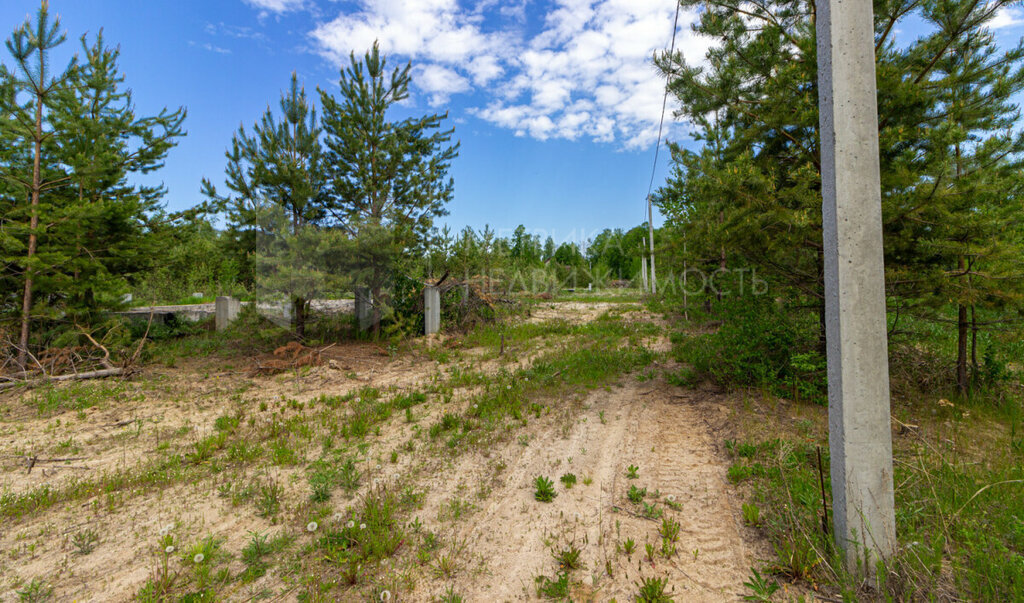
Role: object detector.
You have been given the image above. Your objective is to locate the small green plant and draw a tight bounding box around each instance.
[623,536,636,557]
[741,502,760,526]
[433,553,458,578]
[627,484,647,503]
[72,528,99,555]
[240,531,270,582]
[255,480,283,518]
[534,476,557,502]
[439,586,463,603]
[339,458,361,491]
[560,473,577,489]
[641,501,662,519]
[645,542,656,563]
[636,575,673,602]
[626,464,639,479]
[742,568,780,602]
[535,571,570,599]
[16,578,53,602]
[309,473,332,503]
[660,537,676,558]
[553,544,584,571]
[659,518,680,543]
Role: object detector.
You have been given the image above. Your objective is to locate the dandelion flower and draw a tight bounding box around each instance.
[506,384,511,390]
[193,553,205,564]
[307,521,318,533]
[347,520,355,529]
[333,513,344,523]
[159,524,173,536]
[380,590,392,602]
[473,404,478,410]
[165,545,175,554]
[359,523,367,530]
[666,494,676,503]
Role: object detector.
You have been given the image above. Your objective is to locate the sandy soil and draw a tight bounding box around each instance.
[0,302,769,602]
[413,375,763,602]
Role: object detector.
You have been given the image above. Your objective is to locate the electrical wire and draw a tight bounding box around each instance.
[645,0,683,218]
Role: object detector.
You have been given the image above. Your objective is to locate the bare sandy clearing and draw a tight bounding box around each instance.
[0,303,768,602]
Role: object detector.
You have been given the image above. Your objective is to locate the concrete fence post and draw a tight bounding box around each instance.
[355,287,372,331]
[215,296,240,331]
[424,285,441,335]
[817,0,897,574]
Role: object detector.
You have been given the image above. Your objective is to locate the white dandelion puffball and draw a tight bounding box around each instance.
[666,494,676,502]
[380,590,392,602]
[159,523,173,536]
[333,513,344,522]
[307,521,318,533]
[506,384,511,389]
[473,404,478,410]
[193,553,205,564]
[359,523,367,530]
[347,520,355,529]
[165,545,175,554]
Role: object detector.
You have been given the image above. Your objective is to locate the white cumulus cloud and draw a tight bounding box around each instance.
[991,7,1024,29]
[309,0,712,149]
[244,0,305,14]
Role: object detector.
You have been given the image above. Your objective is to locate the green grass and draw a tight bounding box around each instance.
[729,431,1024,601]
[29,381,139,417]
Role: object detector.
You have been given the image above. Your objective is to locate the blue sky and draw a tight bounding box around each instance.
[3,1,1024,247]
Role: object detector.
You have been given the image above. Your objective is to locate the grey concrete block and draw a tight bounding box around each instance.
[424,285,440,335]
[215,296,240,331]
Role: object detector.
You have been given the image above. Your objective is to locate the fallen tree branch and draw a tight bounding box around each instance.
[0,367,125,391]
[79,327,113,369]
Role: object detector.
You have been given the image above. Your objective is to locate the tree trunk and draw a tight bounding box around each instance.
[293,297,306,339]
[18,79,45,369]
[970,304,978,392]
[370,263,382,340]
[956,301,969,397]
[717,210,725,303]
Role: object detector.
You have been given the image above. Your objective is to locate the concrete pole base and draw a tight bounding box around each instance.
[215,296,240,331]
[424,285,441,335]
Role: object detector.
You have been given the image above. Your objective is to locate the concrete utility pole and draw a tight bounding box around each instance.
[424,285,441,335]
[647,196,657,294]
[817,0,897,574]
[640,242,649,292]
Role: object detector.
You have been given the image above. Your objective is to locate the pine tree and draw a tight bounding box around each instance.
[654,0,1024,382]
[204,73,330,337]
[0,0,77,366]
[0,1,184,366]
[913,8,1024,394]
[319,42,459,336]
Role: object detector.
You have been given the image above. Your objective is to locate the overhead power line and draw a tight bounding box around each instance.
[643,0,683,294]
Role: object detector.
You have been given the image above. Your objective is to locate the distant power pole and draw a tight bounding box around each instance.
[640,241,649,292]
[817,0,897,575]
[647,196,656,294]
